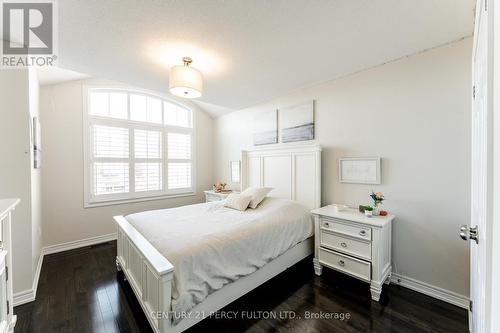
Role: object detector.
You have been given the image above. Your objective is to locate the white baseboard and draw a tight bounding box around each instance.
[13,233,117,307]
[42,233,117,255]
[391,273,469,309]
[13,289,34,307]
[13,252,44,307]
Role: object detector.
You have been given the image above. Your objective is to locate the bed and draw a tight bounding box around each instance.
[114,144,322,333]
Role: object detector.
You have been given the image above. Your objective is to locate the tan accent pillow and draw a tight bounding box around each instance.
[240,187,273,209]
[224,193,252,211]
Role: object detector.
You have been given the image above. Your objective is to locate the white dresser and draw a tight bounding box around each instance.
[204,190,236,202]
[311,206,394,301]
[0,199,18,333]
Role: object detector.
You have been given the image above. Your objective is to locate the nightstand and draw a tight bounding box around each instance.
[311,206,395,301]
[204,190,235,202]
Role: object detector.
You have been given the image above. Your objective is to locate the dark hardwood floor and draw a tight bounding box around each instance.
[15,241,468,333]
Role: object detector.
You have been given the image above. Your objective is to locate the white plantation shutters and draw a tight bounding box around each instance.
[93,125,129,158]
[135,162,162,192]
[168,163,191,189]
[167,133,192,189]
[134,130,161,159]
[86,88,194,205]
[134,129,162,192]
[94,162,129,195]
[91,124,130,196]
[167,133,191,159]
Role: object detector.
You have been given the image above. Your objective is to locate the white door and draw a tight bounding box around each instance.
[463,0,490,332]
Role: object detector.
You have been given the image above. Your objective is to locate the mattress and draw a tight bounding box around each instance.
[125,197,313,322]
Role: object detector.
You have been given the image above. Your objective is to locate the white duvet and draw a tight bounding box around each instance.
[126,197,313,322]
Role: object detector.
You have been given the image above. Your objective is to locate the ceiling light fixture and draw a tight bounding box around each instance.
[169,57,203,99]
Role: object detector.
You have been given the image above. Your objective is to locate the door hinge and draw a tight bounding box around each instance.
[473,85,476,99]
[469,300,473,311]
[6,301,9,314]
[5,266,8,281]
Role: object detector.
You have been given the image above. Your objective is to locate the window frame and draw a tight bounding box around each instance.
[83,85,196,208]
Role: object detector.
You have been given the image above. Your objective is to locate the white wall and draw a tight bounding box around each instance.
[213,38,472,297]
[0,69,43,294]
[39,79,213,247]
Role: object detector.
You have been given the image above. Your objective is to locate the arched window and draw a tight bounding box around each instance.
[84,87,195,206]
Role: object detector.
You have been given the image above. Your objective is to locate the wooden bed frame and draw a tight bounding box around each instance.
[114,144,322,333]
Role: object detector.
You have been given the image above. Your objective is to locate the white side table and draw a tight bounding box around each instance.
[311,206,394,301]
[204,190,236,202]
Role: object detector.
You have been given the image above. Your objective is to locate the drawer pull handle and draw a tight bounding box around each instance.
[359,230,366,236]
[340,242,347,247]
[338,260,345,266]
[324,222,329,228]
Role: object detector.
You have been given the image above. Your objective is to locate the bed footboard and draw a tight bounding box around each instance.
[115,214,314,333]
[114,216,175,333]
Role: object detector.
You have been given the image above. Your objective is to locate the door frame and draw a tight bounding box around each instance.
[490,0,500,332]
[474,0,499,332]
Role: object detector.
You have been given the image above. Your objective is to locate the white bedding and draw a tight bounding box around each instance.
[126,197,313,322]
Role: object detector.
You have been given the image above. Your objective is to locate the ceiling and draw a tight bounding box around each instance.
[55,0,474,115]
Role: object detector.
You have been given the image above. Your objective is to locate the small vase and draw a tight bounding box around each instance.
[365,210,373,217]
[373,203,382,216]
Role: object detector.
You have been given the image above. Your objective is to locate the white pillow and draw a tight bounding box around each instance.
[240,187,273,209]
[224,193,252,211]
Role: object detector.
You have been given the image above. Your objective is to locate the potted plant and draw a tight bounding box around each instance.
[370,191,385,216]
[364,206,373,217]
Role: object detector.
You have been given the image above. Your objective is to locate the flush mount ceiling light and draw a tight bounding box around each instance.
[169,57,203,99]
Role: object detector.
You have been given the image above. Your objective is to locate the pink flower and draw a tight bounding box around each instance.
[375,192,383,199]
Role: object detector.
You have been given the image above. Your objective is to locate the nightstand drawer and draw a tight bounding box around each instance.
[206,194,223,202]
[320,230,371,260]
[320,218,371,240]
[319,248,371,282]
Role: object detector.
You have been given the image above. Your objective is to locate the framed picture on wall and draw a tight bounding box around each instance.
[253,109,278,145]
[280,100,314,143]
[339,157,381,184]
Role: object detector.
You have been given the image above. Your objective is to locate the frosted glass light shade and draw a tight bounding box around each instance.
[169,64,203,98]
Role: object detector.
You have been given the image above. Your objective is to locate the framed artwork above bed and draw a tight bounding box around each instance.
[279,100,314,143]
[253,110,278,145]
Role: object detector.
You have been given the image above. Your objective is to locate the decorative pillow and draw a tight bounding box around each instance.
[224,193,252,211]
[240,187,273,209]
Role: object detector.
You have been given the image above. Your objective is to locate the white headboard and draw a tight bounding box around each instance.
[241,144,322,209]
